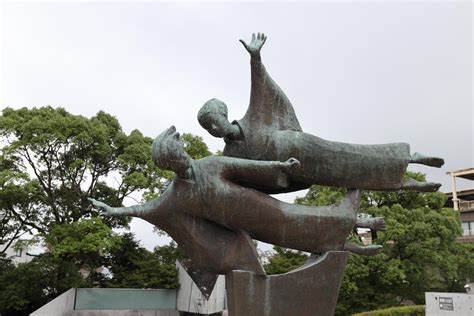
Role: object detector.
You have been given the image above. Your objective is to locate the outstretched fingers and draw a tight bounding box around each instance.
[88,198,113,214]
[257,32,267,43]
[239,39,250,52]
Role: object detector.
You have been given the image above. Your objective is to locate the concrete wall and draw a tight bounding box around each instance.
[30,288,76,316]
[176,261,226,314]
[30,259,226,315]
[70,310,179,316]
[425,292,474,316]
[74,288,176,310]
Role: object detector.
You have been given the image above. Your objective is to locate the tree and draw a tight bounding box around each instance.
[295,172,474,315]
[0,230,184,315]
[43,217,121,275]
[0,106,212,251]
[0,155,43,253]
[0,255,84,316]
[0,107,153,236]
[106,234,181,289]
[0,106,213,315]
[263,246,308,275]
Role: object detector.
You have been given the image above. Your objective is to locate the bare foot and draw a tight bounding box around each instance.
[344,243,383,256]
[357,217,387,231]
[410,152,444,168]
[401,179,441,192]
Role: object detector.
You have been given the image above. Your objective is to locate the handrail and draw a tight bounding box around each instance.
[459,200,474,210]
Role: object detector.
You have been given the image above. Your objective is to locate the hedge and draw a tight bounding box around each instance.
[353,305,425,316]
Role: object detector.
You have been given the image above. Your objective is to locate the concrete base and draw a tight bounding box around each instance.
[225,251,349,316]
[70,311,179,316]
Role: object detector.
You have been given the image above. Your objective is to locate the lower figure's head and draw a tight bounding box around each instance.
[152,126,192,178]
[198,99,234,138]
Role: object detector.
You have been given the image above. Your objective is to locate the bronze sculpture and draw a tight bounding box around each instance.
[90,126,381,263]
[89,33,445,315]
[198,33,444,194]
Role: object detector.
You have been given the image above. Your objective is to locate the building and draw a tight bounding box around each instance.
[445,168,474,243]
[0,239,34,265]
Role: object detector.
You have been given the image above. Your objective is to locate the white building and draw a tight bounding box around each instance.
[1,240,34,265]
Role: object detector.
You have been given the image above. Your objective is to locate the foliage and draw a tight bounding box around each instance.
[0,106,213,314]
[105,234,180,289]
[294,172,474,315]
[43,217,120,269]
[0,155,43,253]
[0,233,183,315]
[0,255,84,316]
[0,106,211,251]
[353,305,425,316]
[0,106,160,242]
[264,246,308,275]
[179,133,212,160]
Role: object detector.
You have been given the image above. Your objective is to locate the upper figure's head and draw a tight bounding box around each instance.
[152,126,192,178]
[198,99,236,138]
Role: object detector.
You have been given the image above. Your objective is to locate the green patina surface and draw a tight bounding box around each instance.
[75,288,177,310]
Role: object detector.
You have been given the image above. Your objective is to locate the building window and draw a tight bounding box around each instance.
[462,221,474,236]
[14,248,22,257]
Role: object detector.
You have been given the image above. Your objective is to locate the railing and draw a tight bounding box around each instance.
[459,200,474,210]
[462,229,474,237]
[457,235,474,243]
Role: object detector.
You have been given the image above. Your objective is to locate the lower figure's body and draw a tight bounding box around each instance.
[186,186,378,255]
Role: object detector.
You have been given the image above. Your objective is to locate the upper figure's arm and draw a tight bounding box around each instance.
[221,156,300,190]
[239,33,302,132]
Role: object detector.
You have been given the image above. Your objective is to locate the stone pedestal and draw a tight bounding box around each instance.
[225,251,349,316]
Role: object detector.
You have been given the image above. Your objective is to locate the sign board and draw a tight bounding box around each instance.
[439,297,454,311]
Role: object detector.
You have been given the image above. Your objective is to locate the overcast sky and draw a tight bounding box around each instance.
[1,1,472,250]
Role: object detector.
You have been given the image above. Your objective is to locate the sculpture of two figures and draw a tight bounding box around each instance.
[90,33,444,315]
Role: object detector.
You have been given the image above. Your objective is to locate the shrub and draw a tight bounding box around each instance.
[353,305,425,316]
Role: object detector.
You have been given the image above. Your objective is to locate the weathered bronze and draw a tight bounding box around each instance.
[90,126,379,260]
[89,126,377,306]
[89,33,445,315]
[198,33,444,194]
[226,252,349,316]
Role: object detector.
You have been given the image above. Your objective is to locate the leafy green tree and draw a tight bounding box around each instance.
[106,234,180,289]
[0,106,158,235]
[264,246,308,275]
[43,217,120,274]
[179,133,212,160]
[0,255,83,316]
[0,106,213,314]
[0,155,43,253]
[0,231,184,315]
[295,172,474,315]
[0,106,211,250]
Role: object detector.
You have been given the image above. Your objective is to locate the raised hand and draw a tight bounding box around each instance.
[239,32,267,58]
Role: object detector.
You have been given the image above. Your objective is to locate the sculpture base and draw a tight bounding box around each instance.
[225,251,349,316]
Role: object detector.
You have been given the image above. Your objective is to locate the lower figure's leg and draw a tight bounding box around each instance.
[410,152,444,168]
[356,217,386,231]
[401,178,441,192]
[343,243,382,256]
